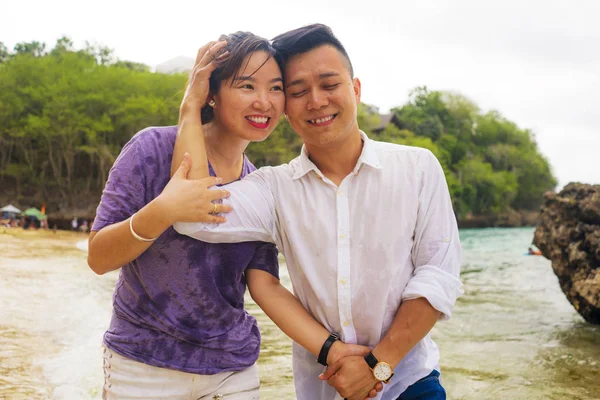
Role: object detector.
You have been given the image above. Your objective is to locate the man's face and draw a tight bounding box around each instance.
[283,45,361,149]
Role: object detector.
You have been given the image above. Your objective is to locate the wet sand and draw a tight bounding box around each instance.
[2,227,599,399]
[0,229,294,399]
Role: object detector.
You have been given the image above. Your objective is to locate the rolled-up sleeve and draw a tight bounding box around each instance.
[174,167,278,245]
[402,150,463,320]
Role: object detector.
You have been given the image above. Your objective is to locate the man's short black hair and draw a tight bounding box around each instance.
[272,24,354,78]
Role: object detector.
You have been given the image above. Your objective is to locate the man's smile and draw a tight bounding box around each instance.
[307,114,338,126]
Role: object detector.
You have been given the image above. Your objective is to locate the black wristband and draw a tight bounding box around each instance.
[364,351,379,369]
[317,333,339,366]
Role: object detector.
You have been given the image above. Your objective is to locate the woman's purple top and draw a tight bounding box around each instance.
[92,126,279,374]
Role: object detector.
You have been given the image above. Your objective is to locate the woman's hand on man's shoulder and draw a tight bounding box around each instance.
[155,153,233,225]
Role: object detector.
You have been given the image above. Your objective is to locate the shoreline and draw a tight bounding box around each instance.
[456,209,539,228]
[1,192,540,230]
[40,209,541,230]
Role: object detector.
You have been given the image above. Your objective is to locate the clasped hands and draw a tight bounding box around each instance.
[321,341,385,400]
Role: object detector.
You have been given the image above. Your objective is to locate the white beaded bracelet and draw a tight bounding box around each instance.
[129,212,159,242]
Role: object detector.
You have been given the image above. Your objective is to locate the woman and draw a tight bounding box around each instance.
[88,32,285,399]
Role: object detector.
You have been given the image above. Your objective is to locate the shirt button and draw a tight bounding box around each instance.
[339,279,346,285]
[339,233,347,239]
[343,321,350,327]
[337,190,344,196]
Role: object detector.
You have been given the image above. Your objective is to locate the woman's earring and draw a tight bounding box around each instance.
[208,100,216,107]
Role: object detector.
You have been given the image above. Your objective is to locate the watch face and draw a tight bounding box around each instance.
[373,363,393,381]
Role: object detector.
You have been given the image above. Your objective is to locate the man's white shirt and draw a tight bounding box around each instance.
[175,131,463,399]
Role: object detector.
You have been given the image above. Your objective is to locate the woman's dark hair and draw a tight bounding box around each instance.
[272,24,354,77]
[201,31,278,123]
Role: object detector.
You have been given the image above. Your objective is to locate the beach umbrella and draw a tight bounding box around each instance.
[22,207,48,220]
[1,204,21,214]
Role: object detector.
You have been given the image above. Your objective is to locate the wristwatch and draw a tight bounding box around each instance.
[364,352,394,383]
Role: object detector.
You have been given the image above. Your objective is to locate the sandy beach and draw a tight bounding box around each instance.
[2,227,599,399]
[0,228,294,399]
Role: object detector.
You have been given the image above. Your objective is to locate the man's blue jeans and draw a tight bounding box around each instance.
[396,370,446,400]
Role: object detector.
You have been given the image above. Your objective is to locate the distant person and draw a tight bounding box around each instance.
[172,23,463,400]
[87,32,371,400]
[79,220,88,233]
[71,217,78,231]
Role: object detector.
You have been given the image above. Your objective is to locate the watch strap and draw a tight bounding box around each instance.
[385,372,395,384]
[317,333,339,366]
[364,351,379,369]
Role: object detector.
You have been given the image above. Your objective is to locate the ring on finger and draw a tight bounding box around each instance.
[212,203,219,214]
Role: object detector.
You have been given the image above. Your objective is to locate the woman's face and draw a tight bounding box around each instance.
[212,50,285,142]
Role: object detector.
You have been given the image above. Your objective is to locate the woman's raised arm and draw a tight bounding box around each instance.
[171,41,228,180]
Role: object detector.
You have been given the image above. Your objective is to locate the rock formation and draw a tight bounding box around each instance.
[534,183,600,324]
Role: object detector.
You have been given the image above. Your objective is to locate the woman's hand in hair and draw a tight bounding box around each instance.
[181,40,229,114]
[157,153,232,225]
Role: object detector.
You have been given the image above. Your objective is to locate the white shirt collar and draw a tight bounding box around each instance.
[292,130,382,180]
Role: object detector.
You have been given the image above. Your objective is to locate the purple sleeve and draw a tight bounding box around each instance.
[247,242,280,279]
[91,138,146,232]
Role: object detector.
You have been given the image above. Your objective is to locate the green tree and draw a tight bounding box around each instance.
[357,103,381,134]
[0,38,185,208]
[113,60,151,72]
[384,86,554,216]
[0,42,10,63]
[458,158,518,214]
[0,39,558,219]
[50,36,74,55]
[13,41,46,57]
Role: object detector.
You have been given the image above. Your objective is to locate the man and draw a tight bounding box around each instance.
[173,24,463,400]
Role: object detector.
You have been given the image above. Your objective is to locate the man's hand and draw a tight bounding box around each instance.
[326,341,371,365]
[155,153,232,224]
[320,355,381,400]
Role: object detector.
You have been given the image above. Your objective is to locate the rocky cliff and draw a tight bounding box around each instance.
[534,183,600,324]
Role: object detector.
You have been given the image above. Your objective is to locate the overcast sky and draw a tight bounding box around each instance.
[3,0,598,189]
